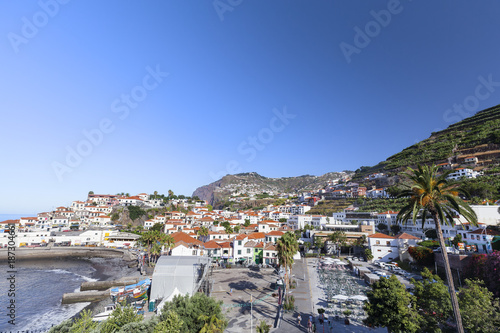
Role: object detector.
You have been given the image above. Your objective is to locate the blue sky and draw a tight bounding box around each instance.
[1,0,500,214]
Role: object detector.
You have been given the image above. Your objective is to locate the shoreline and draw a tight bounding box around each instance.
[66,256,144,325]
[0,247,133,262]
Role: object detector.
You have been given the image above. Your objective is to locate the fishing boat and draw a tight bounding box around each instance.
[92,304,116,322]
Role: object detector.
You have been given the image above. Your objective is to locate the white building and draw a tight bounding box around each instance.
[446,168,482,181]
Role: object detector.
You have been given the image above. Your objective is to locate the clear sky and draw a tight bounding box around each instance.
[1,0,500,214]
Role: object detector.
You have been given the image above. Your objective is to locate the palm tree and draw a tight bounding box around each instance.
[276,232,299,300]
[397,165,477,333]
[199,226,209,236]
[163,234,175,255]
[328,230,347,256]
[198,314,226,333]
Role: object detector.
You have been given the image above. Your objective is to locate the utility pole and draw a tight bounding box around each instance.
[250,293,253,333]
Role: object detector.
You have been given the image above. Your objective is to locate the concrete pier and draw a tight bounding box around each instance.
[62,290,110,304]
[80,277,143,291]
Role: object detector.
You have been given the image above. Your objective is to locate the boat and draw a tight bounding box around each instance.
[92,304,116,322]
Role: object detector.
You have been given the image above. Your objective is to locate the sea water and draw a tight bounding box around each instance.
[0,257,135,332]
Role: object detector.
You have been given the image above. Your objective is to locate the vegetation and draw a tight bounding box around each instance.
[457,279,500,333]
[408,246,434,266]
[276,232,299,304]
[159,293,227,333]
[364,248,374,261]
[365,265,500,333]
[397,165,478,333]
[412,268,452,331]
[256,320,271,333]
[127,206,147,221]
[100,305,143,333]
[463,251,500,297]
[364,275,422,332]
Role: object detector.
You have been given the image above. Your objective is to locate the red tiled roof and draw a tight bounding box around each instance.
[248,232,266,240]
[394,232,420,240]
[171,231,202,245]
[203,240,222,249]
[266,231,284,236]
[368,233,394,239]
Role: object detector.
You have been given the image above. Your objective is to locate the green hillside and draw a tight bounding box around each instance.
[354,104,500,179]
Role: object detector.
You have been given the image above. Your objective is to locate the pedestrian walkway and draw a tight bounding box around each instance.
[273,257,387,333]
[273,256,312,332]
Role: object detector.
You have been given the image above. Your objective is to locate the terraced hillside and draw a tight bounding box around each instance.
[354,104,500,179]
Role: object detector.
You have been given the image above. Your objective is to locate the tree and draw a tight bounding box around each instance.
[451,233,463,247]
[101,305,143,333]
[153,191,158,199]
[234,225,241,233]
[364,248,374,262]
[397,164,478,333]
[151,223,164,232]
[243,219,251,227]
[328,230,347,255]
[458,279,500,333]
[276,232,299,302]
[88,190,94,195]
[168,189,174,198]
[207,204,213,211]
[364,275,422,332]
[160,293,226,333]
[198,226,209,237]
[377,223,388,232]
[154,310,184,333]
[424,228,438,240]
[408,246,434,266]
[128,206,147,221]
[390,224,402,235]
[278,218,287,223]
[69,309,98,333]
[224,225,233,234]
[256,320,271,333]
[412,267,452,332]
[198,314,226,333]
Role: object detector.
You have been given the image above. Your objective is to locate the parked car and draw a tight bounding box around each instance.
[433,247,459,254]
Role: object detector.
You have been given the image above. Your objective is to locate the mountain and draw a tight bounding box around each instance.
[353,104,500,179]
[192,172,351,206]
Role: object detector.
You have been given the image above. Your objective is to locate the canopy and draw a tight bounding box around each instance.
[332,295,349,300]
[350,295,368,301]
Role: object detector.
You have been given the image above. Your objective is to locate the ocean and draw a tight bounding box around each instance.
[0,257,137,332]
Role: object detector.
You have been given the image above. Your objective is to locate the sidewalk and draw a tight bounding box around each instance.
[273,257,312,332]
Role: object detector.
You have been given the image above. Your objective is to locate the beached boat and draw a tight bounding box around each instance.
[92,304,116,322]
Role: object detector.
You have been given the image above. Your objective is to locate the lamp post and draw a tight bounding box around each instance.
[250,294,253,333]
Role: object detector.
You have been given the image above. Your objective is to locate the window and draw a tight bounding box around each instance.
[247,249,251,254]
[238,241,242,246]
[255,249,258,252]
[266,252,270,257]
[238,250,241,255]
[386,241,390,245]
[388,250,392,252]
[376,240,380,245]
[377,249,381,252]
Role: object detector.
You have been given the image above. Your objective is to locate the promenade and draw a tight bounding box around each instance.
[273,257,387,333]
